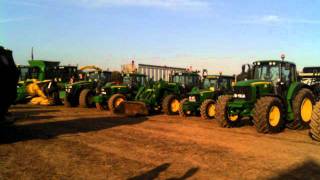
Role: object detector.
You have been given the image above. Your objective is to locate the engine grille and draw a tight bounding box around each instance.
[233,86,252,100]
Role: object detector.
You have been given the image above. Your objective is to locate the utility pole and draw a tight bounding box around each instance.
[31,47,34,60]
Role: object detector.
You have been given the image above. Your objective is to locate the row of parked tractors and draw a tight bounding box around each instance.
[1,46,320,142]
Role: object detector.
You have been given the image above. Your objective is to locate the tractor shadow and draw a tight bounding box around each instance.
[0,116,148,144]
[128,163,199,180]
[268,159,320,180]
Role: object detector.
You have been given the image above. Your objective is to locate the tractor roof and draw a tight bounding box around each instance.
[28,60,60,68]
[253,60,296,66]
[206,75,234,79]
[174,71,199,76]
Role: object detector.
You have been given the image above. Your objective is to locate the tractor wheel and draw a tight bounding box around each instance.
[178,98,189,117]
[108,94,126,113]
[287,88,315,130]
[253,96,285,133]
[200,99,216,120]
[79,89,95,108]
[310,101,320,141]
[95,103,105,111]
[162,94,180,115]
[216,95,241,128]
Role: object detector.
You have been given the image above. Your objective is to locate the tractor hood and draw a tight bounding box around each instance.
[188,88,214,96]
[235,79,272,87]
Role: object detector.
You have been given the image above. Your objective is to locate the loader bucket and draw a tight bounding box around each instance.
[117,101,149,116]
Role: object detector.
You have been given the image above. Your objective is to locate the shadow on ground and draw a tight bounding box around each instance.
[268,159,320,180]
[0,116,148,144]
[128,163,199,180]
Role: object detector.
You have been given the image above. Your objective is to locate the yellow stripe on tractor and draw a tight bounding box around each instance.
[251,82,272,86]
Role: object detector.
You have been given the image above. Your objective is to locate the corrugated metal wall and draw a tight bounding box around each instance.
[138,64,186,81]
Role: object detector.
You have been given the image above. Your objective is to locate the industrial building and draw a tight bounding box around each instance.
[138,64,186,81]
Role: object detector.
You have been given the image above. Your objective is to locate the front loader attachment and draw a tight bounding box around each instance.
[117,101,149,116]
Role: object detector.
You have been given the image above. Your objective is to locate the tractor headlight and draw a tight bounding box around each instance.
[189,96,196,102]
[65,85,73,93]
[233,94,246,98]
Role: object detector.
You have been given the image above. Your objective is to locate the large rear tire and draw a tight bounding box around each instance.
[79,89,95,108]
[253,96,285,133]
[200,99,216,120]
[310,101,320,141]
[178,98,189,117]
[108,94,126,113]
[216,95,241,128]
[162,94,180,115]
[287,88,315,130]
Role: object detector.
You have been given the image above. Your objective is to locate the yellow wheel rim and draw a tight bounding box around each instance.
[115,98,124,107]
[269,106,281,127]
[228,114,238,122]
[301,98,313,122]
[208,104,216,117]
[170,99,180,113]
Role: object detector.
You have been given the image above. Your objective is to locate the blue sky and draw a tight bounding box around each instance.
[1,0,320,74]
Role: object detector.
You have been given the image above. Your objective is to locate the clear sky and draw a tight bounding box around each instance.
[1,0,320,74]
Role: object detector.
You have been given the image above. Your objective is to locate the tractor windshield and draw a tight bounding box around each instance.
[123,76,132,85]
[253,64,280,83]
[123,75,146,86]
[86,71,109,82]
[172,74,199,86]
[203,78,217,89]
[203,77,232,90]
[253,62,296,84]
[18,66,31,81]
[29,67,40,79]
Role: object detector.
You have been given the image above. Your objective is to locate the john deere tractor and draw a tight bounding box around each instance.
[118,71,201,116]
[15,60,77,105]
[64,66,112,108]
[216,59,320,133]
[303,67,320,141]
[179,74,234,119]
[93,73,147,112]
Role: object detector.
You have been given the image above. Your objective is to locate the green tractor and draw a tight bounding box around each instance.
[64,66,112,108]
[118,71,201,116]
[93,73,147,112]
[16,60,77,104]
[216,59,320,133]
[302,67,320,141]
[179,73,234,119]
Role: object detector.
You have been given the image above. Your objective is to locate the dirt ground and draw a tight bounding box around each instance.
[1,104,320,180]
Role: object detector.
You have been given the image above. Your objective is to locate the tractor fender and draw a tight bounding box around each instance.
[286,82,312,101]
[260,94,287,109]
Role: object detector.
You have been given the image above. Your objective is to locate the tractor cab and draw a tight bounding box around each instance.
[53,66,78,83]
[202,75,234,91]
[252,60,297,86]
[83,70,111,82]
[170,71,201,92]
[122,73,147,88]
